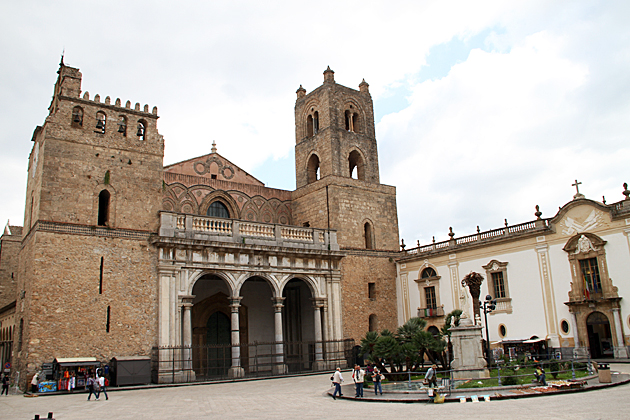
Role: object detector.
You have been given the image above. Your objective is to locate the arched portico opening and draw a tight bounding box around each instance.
[282,278,323,372]
[587,311,613,358]
[191,274,248,378]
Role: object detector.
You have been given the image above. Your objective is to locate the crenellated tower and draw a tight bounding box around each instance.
[14,61,163,388]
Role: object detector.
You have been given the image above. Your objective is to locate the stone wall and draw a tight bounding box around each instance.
[340,254,398,341]
[15,231,158,386]
[0,227,21,309]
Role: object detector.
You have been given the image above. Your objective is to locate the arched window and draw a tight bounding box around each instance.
[207,201,230,218]
[95,112,106,134]
[307,154,320,184]
[137,120,146,140]
[313,111,319,134]
[364,222,373,249]
[345,110,351,131]
[98,189,111,226]
[421,267,437,278]
[307,115,314,137]
[428,326,440,337]
[369,314,378,332]
[72,106,83,127]
[348,150,365,180]
[117,115,127,136]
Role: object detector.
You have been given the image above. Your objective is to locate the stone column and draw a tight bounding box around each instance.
[612,308,629,358]
[570,310,589,358]
[272,297,287,375]
[228,297,245,378]
[312,299,325,370]
[182,301,193,368]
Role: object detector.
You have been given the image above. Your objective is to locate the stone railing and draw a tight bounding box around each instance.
[159,212,339,251]
[403,219,550,256]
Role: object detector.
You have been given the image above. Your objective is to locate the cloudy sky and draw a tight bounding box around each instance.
[1,1,628,246]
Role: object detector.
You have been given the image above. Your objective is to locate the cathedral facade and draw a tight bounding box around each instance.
[2,62,399,388]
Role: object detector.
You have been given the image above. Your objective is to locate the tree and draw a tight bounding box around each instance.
[359,317,449,380]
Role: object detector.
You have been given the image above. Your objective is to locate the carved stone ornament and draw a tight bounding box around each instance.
[194,156,235,180]
[575,234,597,254]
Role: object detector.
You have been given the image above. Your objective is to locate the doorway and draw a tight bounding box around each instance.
[586,311,613,358]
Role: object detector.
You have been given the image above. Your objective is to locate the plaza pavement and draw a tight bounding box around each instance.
[1,364,629,420]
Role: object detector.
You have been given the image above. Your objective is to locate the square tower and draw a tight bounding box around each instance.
[14,62,164,387]
[292,68,400,342]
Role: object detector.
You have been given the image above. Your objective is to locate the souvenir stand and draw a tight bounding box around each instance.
[53,357,101,392]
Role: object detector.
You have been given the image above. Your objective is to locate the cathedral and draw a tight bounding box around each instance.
[2,60,629,391]
[0,62,400,388]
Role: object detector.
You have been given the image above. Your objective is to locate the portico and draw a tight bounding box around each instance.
[153,212,345,383]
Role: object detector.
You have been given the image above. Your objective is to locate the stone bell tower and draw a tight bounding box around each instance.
[14,60,163,388]
[292,67,399,341]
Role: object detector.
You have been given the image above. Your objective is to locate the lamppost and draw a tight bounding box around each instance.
[480,295,496,368]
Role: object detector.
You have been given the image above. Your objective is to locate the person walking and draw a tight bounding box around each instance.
[425,364,438,388]
[331,367,343,400]
[372,367,383,395]
[1,373,9,395]
[352,365,365,398]
[98,374,109,400]
[87,375,100,401]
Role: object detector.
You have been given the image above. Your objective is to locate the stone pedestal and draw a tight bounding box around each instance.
[228,367,245,378]
[450,318,488,380]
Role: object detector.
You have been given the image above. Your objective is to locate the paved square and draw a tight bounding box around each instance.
[2,366,630,420]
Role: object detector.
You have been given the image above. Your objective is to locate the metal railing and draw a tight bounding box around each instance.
[152,339,355,383]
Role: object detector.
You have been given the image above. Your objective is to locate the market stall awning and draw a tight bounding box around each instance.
[498,335,543,345]
[54,357,100,367]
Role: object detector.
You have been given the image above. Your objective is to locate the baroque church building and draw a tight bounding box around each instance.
[2,62,399,387]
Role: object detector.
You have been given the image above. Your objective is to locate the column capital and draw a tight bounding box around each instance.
[229,296,243,308]
[181,295,195,305]
[272,296,285,311]
[311,297,326,308]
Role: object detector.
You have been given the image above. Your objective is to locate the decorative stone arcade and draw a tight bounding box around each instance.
[153,212,344,383]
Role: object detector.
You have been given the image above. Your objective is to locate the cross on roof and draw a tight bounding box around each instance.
[572,179,585,199]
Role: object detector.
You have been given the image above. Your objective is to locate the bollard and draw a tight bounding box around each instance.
[408,371,411,390]
[48,413,54,419]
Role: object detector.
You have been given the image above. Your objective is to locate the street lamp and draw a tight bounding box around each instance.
[480,295,497,368]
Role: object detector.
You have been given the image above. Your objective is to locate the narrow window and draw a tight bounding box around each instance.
[98,190,110,226]
[313,111,319,134]
[491,272,506,298]
[307,115,314,137]
[207,201,230,218]
[18,318,23,351]
[580,258,602,293]
[369,314,378,332]
[99,257,104,294]
[72,106,83,127]
[95,111,106,134]
[364,222,373,249]
[368,282,376,299]
[117,115,127,136]
[425,286,437,309]
[137,120,146,140]
[307,154,320,184]
[345,110,351,131]
[106,306,111,333]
